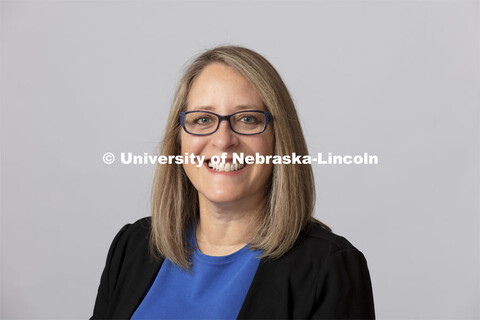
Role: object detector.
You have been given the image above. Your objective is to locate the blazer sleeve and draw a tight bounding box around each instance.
[312,248,375,319]
[91,223,131,319]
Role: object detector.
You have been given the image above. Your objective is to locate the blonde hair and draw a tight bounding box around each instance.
[150,45,330,270]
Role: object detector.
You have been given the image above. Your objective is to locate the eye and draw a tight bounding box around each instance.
[239,114,260,124]
[195,116,212,124]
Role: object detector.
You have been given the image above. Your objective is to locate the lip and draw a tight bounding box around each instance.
[204,158,248,175]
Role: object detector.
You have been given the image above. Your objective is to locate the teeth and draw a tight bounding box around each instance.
[208,161,245,172]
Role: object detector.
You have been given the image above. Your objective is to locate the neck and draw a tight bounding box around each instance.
[195,195,264,256]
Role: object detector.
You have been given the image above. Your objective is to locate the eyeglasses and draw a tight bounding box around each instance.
[180,110,272,136]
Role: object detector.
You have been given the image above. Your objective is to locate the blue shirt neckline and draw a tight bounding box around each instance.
[131,221,263,320]
[189,223,258,264]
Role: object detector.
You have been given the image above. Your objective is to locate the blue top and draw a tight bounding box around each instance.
[131,225,262,319]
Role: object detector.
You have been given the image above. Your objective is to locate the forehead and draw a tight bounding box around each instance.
[186,63,264,111]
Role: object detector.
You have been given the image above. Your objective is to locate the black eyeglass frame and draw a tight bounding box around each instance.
[179,110,272,136]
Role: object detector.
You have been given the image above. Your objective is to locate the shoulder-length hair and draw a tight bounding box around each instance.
[150,45,330,270]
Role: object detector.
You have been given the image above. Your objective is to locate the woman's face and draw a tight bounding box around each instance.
[181,63,274,206]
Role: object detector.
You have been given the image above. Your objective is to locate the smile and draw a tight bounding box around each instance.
[207,161,246,172]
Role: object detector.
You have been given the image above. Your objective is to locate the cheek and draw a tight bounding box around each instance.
[262,126,274,153]
[180,132,203,154]
[259,132,274,155]
[179,132,189,154]
[250,134,274,181]
[182,163,199,186]
[180,133,206,186]
[243,127,274,155]
[258,133,274,184]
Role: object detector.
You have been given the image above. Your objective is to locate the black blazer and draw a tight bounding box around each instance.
[91,217,375,319]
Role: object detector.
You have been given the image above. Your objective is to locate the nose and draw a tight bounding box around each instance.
[211,119,239,149]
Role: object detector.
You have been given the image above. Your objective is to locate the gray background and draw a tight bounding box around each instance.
[1,0,478,319]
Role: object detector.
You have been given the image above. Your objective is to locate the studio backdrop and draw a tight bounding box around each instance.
[1,1,478,319]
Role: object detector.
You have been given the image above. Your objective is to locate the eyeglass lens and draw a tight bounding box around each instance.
[183,111,267,135]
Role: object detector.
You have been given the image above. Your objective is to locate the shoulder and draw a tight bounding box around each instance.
[104,217,157,284]
[92,217,161,318]
[250,220,374,317]
[116,216,152,242]
[260,220,372,283]
[293,220,360,258]
[106,217,152,264]
[261,220,369,274]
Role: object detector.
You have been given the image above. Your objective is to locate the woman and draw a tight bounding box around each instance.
[91,46,375,319]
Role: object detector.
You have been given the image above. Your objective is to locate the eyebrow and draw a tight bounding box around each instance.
[189,105,264,112]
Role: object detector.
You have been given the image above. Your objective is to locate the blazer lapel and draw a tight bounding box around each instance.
[110,252,164,318]
[237,258,287,319]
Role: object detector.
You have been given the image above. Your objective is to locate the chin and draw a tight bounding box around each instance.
[199,186,252,204]
[203,192,243,204]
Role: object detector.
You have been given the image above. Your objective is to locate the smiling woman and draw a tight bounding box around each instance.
[180,63,274,224]
[91,46,375,319]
